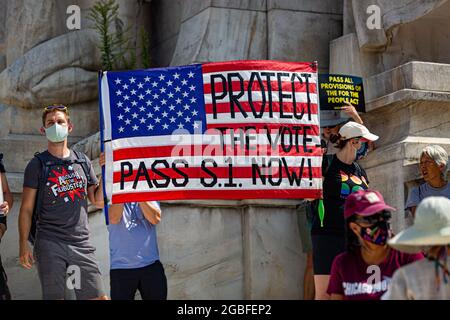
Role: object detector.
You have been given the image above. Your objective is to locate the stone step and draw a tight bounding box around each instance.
[359,136,450,170]
[5,172,23,194]
[330,34,450,101]
[0,101,100,137]
[365,61,450,101]
[361,89,450,148]
[1,134,81,173]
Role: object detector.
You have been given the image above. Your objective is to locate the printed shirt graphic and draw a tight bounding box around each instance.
[339,170,368,198]
[311,155,369,235]
[47,166,86,203]
[327,249,424,300]
[23,151,98,244]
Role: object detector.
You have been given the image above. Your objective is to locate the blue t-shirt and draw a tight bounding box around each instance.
[405,182,450,210]
[108,202,161,270]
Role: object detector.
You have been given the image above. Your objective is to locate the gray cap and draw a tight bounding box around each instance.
[320,110,349,128]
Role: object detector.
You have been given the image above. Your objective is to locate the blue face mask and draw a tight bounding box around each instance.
[356,142,369,160]
[45,123,68,143]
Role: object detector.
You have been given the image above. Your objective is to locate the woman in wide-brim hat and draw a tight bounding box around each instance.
[383,196,450,300]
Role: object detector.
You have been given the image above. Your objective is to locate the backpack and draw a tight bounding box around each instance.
[28,150,92,245]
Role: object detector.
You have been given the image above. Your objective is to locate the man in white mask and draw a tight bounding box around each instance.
[18,105,108,300]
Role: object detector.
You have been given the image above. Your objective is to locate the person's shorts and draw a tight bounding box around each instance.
[110,261,167,300]
[297,202,313,254]
[0,255,11,300]
[311,234,345,275]
[34,237,106,300]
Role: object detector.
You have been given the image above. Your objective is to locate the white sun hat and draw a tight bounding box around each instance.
[338,121,379,141]
[388,196,450,253]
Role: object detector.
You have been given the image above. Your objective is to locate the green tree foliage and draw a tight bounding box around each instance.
[140,27,151,69]
[88,0,151,71]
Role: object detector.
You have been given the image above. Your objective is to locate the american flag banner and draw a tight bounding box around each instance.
[100,60,323,204]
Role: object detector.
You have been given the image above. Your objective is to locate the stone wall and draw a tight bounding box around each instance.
[151,0,343,70]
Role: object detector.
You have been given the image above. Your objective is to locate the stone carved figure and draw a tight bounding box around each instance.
[0,0,148,159]
[344,0,450,77]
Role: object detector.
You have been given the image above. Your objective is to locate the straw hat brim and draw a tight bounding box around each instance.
[388,225,450,253]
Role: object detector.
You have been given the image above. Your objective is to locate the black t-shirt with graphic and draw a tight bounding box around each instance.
[311,154,369,236]
[23,150,98,244]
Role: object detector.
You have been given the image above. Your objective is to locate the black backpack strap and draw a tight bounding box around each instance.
[29,152,53,244]
[72,150,93,186]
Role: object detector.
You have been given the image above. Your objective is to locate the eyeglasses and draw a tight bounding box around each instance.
[43,105,68,113]
[354,211,392,225]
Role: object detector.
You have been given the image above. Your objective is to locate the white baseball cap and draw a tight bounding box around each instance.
[338,121,379,141]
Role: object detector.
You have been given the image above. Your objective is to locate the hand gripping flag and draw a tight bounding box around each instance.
[99,60,323,205]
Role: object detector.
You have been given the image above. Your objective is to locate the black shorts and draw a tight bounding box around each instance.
[0,255,11,300]
[110,260,167,300]
[311,234,345,275]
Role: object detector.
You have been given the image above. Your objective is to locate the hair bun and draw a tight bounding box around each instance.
[329,133,341,144]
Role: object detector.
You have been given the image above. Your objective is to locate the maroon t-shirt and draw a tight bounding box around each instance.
[327,249,424,300]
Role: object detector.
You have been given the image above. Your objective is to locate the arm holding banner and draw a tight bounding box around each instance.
[341,101,363,125]
[139,202,161,225]
[98,150,121,224]
[96,152,160,224]
[340,102,377,152]
[107,203,125,225]
[94,152,106,209]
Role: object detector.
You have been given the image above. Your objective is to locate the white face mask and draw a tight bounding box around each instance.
[45,123,69,143]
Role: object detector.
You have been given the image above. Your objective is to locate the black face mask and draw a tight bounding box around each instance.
[359,220,390,246]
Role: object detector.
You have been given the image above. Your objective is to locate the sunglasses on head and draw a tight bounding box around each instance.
[44,105,68,112]
[354,210,392,225]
